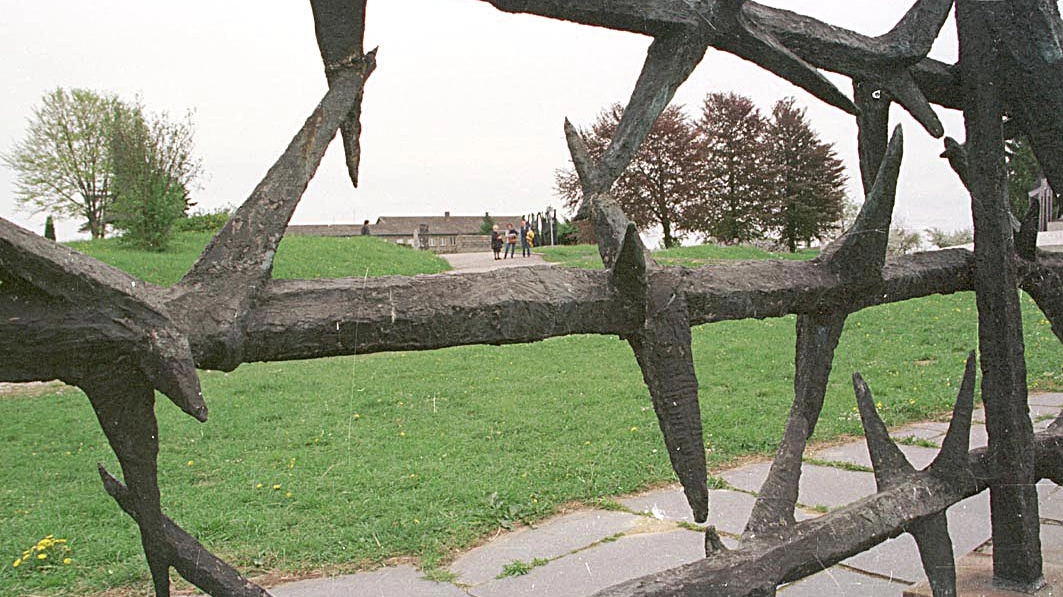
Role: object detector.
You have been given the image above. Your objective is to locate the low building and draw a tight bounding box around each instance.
[1030,177,1062,232]
[287,212,525,253]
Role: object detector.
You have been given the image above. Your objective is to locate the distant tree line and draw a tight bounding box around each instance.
[555,92,848,250]
[3,87,201,250]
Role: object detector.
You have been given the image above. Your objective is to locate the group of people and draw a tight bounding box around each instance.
[490,218,535,260]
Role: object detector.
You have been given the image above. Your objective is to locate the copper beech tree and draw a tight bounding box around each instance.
[3,1,1063,596]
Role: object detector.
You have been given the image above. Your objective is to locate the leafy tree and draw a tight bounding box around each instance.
[555,103,705,248]
[888,226,923,255]
[925,227,973,248]
[480,212,495,235]
[1006,135,1045,218]
[555,93,846,250]
[689,92,770,245]
[3,88,121,238]
[43,215,56,241]
[109,102,201,250]
[763,98,847,252]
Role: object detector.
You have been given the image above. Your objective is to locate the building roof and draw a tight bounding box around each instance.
[371,213,524,236]
[287,213,526,238]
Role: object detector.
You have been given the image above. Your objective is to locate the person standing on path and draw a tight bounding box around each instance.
[490,224,503,260]
[504,223,518,259]
[519,218,533,257]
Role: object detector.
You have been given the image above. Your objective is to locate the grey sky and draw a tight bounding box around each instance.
[1,1,971,243]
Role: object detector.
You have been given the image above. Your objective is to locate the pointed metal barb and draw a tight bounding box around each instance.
[1017,198,1041,260]
[726,12,858,115]
[881,70,944,137]
[910,515,958,597]
[610,224,648,294]
[599,26,712,190]
[310,0,372,188]
[564,118,605,203]
[0,218,206,421]
[929,351,977,478]
[853,371,916,488]
[704,526,729,556]
[940,137,971,190]
[819,125,904,280]
[99,465,274,597]
[878,0,955,64]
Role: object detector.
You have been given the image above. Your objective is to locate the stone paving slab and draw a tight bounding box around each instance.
[467,529,707,597]
[811,441,940,471]
[621,485,703,525]
[1031,393,1063,408]
[891,424,947,443]
[720,461,878,509]
[622,484,816,537]
[1041,483,1063,521]
[778,565,913,596]
[270,566,466,597]
[450,509,643,586]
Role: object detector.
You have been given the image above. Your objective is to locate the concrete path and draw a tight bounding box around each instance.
[254,394,1063,597]
[440,250,550,274]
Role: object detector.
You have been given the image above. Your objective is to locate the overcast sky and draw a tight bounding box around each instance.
[1,1,972,242]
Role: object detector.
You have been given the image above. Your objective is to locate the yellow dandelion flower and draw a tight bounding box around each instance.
[285,491,293,498]
[399,431,406,437]
[187,460,195,466]
[37,553,47,560]
[272,484,281,490]
[630,426,638,432]
[255,483,263,489]
[63,558,72,565]
[13,558,21,568]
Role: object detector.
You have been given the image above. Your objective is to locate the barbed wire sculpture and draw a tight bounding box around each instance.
[2,1,1063,595]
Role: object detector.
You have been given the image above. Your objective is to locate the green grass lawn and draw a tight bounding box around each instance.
[67,232,451,286]
[2,237,1061,595]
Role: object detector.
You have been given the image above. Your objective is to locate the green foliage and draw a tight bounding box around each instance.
[764,98,847,252]
[888,227,924,255]
[109,102,201,251]
[43,216,55,241]
[498,558,550,578]
[2,88,120,238]
[925,227,973,249]
[556,104,703,248]
[174,207,233,233]
[2,87,201,244]
[1006,135,1043,218]
[3,242,1062,595]
[556,94,847,250]
[555,219,580,245]
[479,212,495,235]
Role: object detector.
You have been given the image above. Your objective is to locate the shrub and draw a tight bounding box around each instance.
[174,207,232,233]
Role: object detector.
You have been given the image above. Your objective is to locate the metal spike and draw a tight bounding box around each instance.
[929,352,977,477]
[819,125,904,279]
[853,371,915,488]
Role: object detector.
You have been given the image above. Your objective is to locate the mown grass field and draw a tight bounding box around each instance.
[2,234,1061,595]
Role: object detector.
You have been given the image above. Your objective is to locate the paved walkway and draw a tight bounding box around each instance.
[258,394,1063,597]
[440,250,550,274]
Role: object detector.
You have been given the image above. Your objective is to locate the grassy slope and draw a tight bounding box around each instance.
[66,232,451,286]
[2,239,1060,595]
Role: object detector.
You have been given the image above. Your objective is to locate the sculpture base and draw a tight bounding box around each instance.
[904,552,1062,596]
